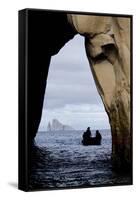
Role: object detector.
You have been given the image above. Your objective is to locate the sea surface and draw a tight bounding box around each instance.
[29,130,131,190]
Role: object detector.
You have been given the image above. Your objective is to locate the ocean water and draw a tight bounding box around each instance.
[29,130,131,190]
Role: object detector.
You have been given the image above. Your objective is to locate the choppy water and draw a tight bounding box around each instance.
[29,130,132,190]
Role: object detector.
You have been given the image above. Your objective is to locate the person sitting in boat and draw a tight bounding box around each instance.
[83,127,92,141]
[95,130,102,140]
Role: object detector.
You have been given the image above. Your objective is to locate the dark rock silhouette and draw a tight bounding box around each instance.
[19,10,77,188]
[25,10,76,145]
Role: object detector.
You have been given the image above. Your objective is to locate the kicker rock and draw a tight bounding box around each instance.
[47,122,51,131]
[47,119,74,131]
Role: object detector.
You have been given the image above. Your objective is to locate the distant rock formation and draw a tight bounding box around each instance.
[47,119,74,131]
[47,122,51,131]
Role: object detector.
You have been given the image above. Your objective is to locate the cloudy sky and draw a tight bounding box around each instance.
[38,35,110,131]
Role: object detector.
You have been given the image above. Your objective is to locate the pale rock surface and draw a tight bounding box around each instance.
[47,119,74,131]
[67,14,131,170]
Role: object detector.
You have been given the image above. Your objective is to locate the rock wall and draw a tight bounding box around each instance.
[68,14,131,170]
[27,11,76,143]
[26,10,131,171]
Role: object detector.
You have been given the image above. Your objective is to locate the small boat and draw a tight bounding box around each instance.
[82,137,101,146]
[82,129,102,146]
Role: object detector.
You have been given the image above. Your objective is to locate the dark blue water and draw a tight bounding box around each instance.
[29,130,131,190]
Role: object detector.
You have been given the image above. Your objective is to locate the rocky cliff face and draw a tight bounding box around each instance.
[47,119,74,131]
[68,14,131,171]
[25,10,131,172]
[25,11,76,144]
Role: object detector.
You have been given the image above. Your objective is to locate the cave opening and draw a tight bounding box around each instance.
[37,35,111,134]
[32,35,115,188]
[19,10,132,190]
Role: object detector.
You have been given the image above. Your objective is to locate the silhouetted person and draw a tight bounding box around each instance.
[95,130,102,140]
[83,127,92,141]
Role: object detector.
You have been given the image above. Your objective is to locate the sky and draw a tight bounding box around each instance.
[38,35,110,131]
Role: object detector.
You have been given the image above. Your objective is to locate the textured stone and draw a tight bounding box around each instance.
[67,14,131,170]
[47,119,74,131]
